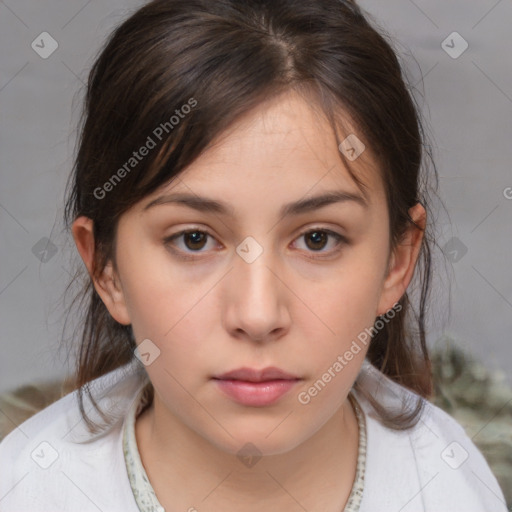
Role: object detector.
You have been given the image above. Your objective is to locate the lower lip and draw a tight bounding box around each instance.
[213,379,300,406]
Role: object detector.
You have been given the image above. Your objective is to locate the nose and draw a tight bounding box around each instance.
[222,245,291,343]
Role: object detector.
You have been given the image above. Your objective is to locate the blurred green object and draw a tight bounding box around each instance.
[431,338,512,507]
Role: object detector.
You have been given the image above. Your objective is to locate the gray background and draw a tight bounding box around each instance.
[1,0,511,394]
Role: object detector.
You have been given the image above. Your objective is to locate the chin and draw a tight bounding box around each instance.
[206,423,311,459]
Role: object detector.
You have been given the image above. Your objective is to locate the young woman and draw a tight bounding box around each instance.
[0,0,507,510]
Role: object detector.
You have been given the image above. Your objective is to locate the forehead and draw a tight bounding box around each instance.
[141,89,386,214]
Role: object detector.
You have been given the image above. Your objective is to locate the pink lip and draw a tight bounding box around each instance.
[212,367,301,407]
[214,366,299,382]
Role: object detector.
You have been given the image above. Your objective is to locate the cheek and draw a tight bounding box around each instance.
[302,253,385,333]
[116,241,199,336]
[293,278,377,414]
[123,272,219,377]
[294,248,387,378]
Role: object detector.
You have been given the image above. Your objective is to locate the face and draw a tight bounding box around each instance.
[75,89,422,456]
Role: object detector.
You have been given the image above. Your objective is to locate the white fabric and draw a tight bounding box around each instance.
[0,358,507,512]
[122,385,366,512]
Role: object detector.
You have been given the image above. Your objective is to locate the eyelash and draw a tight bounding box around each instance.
[163,227,348,261]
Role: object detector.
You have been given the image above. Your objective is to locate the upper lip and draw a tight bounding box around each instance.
[213,366,300,382]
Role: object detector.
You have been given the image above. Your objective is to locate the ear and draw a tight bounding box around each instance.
[71,216,131,325]
[376,202,426,316]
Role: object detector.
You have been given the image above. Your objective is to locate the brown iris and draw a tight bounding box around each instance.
[305,231,328,251]
[184,231,208,250]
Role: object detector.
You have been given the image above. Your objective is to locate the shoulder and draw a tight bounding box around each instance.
[354,359,508,512]
[0,362,145,512]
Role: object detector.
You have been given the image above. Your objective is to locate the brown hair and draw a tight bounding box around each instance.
[63,0,442,433]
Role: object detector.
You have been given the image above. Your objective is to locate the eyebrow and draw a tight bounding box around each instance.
[143,189,368,217]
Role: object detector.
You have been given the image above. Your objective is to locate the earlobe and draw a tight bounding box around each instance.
[71,216,132,326]
[376,203,426,317]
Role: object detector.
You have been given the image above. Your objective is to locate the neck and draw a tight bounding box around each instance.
[135,393,359,512]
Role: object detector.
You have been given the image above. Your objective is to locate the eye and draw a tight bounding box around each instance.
[163,227,348,261]
[292,228,347,257]
[164,229,218,257]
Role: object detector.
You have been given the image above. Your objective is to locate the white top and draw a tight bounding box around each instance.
[121,383,367,512]
[0,358,507,512]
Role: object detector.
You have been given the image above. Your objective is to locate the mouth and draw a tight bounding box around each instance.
[212,367,302,407]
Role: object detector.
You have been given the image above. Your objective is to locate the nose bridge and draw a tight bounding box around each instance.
[225,234,289,339]
[235,235,280,305]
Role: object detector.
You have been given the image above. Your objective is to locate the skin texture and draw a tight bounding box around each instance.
[72,90,426,511]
